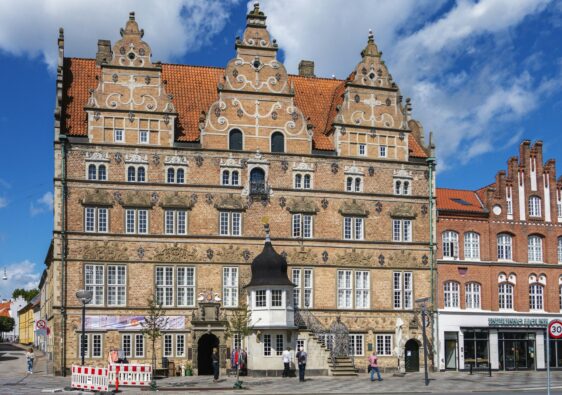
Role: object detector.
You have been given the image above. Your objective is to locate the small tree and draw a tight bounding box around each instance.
[225,301,254,388]
[141,295,169,371]
[0,317,15,340]
[12,288,39,302]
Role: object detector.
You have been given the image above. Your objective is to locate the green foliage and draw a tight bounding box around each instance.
[0,316,15,333]
[225,300,253,388]
[141,295,168,369]
[12,288,39,302]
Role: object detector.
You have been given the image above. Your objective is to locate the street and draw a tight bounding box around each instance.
[3,343,562,394]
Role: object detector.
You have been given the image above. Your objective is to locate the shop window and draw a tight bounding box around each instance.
[463,330,489,368]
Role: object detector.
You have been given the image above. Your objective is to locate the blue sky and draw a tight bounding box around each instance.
[1,0,561,298]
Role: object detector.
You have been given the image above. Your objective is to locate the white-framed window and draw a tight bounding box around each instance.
[337,270,352,309]
[232,333,242,350]
[394,179,411,195]
[464,232,480,260]
[223,267,239,308]
[164,209,187,235]
[78,333,103,358]
[296,339,305,352]
[355,271,370,309]
[358,144,366,156]
[497,233,513,260]
[166,168,185,184]
[294,173,312,189]
[114,128,124,143]
[346,176,362,192]
[263,334,272,356]
[155,266,174,307]
[275,334,284,356]
[125,209,149,234]
[444,281,459,309]
[392,219,412,242]
[92,334,102,358]
[163,334,173,357]
[528,235,543,263]
[122,334,132,358]
[507,198,513,216]
[349,334,364,356]
[442,231,459,259]
[219,211,242,236]
[221,170,240,186]
[393,272,413,310]
[379,145,387,158]
[375,334,393,356]
[135,334,144,357]
[176,334,185,357]
[292,214,313,238]
[465,282,481,309]
[499,283,514,310]
[529,196,542,217]
[558,237,562,264]
[343,217,364,240]
[529,284,544,311]
[292,268,313,308]
[85,264,104,306]
[177,267,195,307]
[87,164,107,181]
[139,130,149,144]
[127,166,146,182]
[84,207,108,233]
[271,290,283,307]
[107,265,126,306]
[255,290,267,308]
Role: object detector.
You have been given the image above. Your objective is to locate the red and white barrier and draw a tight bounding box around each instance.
[71,365,109,392]
[108,363,152,386]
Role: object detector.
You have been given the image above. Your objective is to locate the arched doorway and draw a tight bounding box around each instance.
[198,334,219,375]
[405,339,420,372]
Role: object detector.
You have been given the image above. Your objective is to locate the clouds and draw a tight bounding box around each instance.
[0,0,240,70]
[258,0,559,170]
[0,260,40,299]
[30,191,54,217]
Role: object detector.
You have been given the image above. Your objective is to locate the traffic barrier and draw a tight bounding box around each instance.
[108,363,152,386]
[71,365,109,392]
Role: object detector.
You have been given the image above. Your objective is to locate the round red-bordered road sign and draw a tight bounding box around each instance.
[548,319,562,339]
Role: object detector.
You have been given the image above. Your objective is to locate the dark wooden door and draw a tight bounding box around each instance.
[405,339,420,372]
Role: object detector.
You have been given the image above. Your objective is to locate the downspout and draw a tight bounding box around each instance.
[426,139,437,370]
[60,134,68,376]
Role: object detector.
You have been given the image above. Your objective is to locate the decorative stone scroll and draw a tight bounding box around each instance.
[388,250,414,267]
[287,247,317,265]
[154,244,199,262]
[81,189,114,206]
[79,241,129,261]
[293,160,315,172]
[85,151,110,162]
[159,192,194,209]
[286,197,319,214]
[216,245,245,263]
[124,152,148,164]
[333,249,373,266]
[388,203,417,218]
[121,191,154,208]
[344,164,364,176]
[220,154,243,168]
[339,200,369,217]
[164,155,188,166]
[214,194,247,211]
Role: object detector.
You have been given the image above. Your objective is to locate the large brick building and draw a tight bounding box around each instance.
[436,141,562,371]
[44,4,435,375]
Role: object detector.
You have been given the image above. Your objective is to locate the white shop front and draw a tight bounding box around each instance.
[437,312,555,371]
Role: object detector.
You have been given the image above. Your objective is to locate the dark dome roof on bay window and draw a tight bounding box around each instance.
[245,224,295,288]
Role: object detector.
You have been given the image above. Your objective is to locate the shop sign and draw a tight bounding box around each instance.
[488,317,549,327]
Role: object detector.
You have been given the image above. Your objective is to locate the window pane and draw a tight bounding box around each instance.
[138,210,148,234]
[231,171,239,186]
[98,208,108,232]
[127,166,136,182]
[219,212,229,235]
[176,169,185,184]
[85,207,95,232]
[271,132,284,153]
[222,170,230,185]
[137,167,146,182]
[232,212,241,236]
[88,164,97,180]
[229,129,243,150]
[126,210,135,234]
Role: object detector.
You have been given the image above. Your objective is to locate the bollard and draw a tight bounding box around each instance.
[115,365,119,392]
[469,363,473,375]
[488,362,492,377]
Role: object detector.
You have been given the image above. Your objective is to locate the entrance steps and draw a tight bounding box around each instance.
[329,357,358,376]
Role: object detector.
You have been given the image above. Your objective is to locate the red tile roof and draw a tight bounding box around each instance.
[0,301,11,318]
[437,188,486,213]
[61,58,427,156]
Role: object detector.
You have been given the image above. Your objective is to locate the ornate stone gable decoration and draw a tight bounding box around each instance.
[154,244,199,262]
[220,154,242,168]
[339,200,369,217]
[85,151,110,162]
[214,194,247,211]
[121,191,154,208]
[124,152,148,164]
[388,250,414,267]
[334,249,373,266]
[286,197,319,214]
[394,168,413,179]
[160,192,195,209]
[81,189,114,206]
[388,203,417,219]
[79,241,128,261]
[344,164,365,176]
[164,155,188,166]
[287,247,317,265]
[217,245,245,263]
[293,160,315,172]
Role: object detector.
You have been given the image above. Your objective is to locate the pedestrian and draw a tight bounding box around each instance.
[26,347,35,374]
[368,351,382,381]
[212,347,220,382]
[239,348,248,376]
[282,347,291,377]
[296,347,307,382]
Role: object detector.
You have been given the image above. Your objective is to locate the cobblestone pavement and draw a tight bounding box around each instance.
[3,344,562,394]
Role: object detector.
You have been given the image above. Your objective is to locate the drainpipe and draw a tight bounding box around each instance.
[426,154,437,370]
[60,134,68,376]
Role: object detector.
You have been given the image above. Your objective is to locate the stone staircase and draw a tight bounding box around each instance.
[329,356,358,376]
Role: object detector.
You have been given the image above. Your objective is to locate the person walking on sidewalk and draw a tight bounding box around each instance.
[26,348,35,374]
[296,347,307,382]
[212,347,220,382]
[368,351,382,382]
[282,347,291,377]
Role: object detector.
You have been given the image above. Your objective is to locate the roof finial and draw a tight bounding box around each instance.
[262,216,271,243]
[129,11,135,21]
[368,29,374,41]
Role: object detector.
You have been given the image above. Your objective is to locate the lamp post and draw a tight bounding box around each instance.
[415,297,430,386]
[76,289,93,366]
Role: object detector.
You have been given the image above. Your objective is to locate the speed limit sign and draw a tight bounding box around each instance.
[548,319,562,339]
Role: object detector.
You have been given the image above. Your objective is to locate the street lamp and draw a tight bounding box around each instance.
[76,289,93,366]
[415,297,430,386]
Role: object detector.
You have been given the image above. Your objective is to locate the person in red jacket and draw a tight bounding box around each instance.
[368,351,383,381]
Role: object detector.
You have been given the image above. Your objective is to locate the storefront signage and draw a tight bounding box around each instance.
[488,318,549,327]
[85,315,185,331]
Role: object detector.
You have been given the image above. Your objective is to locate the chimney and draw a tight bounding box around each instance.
[298,60,315,77]
[96,39,112,66]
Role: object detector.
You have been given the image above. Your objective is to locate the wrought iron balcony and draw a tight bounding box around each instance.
[249,181,269,196]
